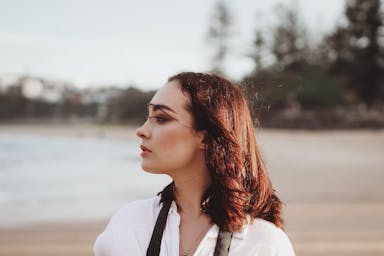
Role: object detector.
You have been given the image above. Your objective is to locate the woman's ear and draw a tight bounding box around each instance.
[197,130,207,150]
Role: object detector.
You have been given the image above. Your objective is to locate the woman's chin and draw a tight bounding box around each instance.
[141,165,164,174]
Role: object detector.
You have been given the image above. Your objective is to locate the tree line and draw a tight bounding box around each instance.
[208,0,384,128]
[0,77,155,125]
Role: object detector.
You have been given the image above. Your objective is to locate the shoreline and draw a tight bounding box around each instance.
[0,123,139,140]
[1,122,383,138]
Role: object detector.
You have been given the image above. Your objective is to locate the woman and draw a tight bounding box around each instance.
[94,72,295,256]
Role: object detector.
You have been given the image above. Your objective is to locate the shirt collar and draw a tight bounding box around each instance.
[168,199,248,240]
[206,223,248,240]
[169,200,178,215]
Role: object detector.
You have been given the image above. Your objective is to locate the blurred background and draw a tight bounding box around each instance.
[0,0,383,255]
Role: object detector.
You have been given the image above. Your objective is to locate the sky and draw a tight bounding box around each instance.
[0,0,345,90]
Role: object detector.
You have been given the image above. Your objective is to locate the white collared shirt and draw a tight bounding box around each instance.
[94,196,295,256]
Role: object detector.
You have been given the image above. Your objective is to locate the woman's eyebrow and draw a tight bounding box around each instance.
[147,103,176,114]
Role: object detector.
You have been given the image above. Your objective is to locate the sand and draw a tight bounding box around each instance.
[0,124,383,256]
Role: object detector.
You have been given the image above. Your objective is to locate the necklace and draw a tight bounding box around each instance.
[179,224,211,256]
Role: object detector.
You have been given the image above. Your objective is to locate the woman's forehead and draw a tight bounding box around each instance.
[149,81,190,113]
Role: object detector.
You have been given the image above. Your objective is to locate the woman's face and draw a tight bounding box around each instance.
[136,80,205,175]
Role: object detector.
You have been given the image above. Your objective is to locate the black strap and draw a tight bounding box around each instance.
[213,230,233,256]
[146,200,233,256]
[146,200,172,256]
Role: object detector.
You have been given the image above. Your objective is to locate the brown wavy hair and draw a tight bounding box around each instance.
[159,72,284,232]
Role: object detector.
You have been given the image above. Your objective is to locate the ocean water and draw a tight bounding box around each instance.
[0,133,171,228]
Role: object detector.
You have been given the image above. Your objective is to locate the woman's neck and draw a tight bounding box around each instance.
[173,171,211,218]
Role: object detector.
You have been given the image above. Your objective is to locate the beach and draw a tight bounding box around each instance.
[0,124,383,256]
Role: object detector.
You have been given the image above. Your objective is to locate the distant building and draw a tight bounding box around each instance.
[20,77,44,99]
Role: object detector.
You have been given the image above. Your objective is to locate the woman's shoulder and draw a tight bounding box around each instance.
[108,196,161,226]
[237,218,295,255]
[94,196,162,255]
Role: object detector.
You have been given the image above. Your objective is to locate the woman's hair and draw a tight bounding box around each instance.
[159,72,283,232]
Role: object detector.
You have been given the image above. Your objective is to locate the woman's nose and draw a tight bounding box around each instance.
[136,121,150,139]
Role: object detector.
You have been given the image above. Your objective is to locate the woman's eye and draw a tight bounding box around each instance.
[147,115,168,123]
[155,116,167,123]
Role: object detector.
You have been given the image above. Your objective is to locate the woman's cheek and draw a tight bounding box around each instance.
[156,127,194,164]
[157,127,182,155]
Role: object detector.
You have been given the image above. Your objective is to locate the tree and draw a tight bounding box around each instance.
[243,2,314,121]
[270,2,309,72]
[106,87,155,124]
[249,29,265,73]
[326,0,384,106]
[207,0,233,75]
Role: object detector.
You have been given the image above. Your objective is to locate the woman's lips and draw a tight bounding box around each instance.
[140,145,151,157]
[140,145,151,152]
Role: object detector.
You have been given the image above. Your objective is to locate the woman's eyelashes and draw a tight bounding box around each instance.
[147,114,170,124]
